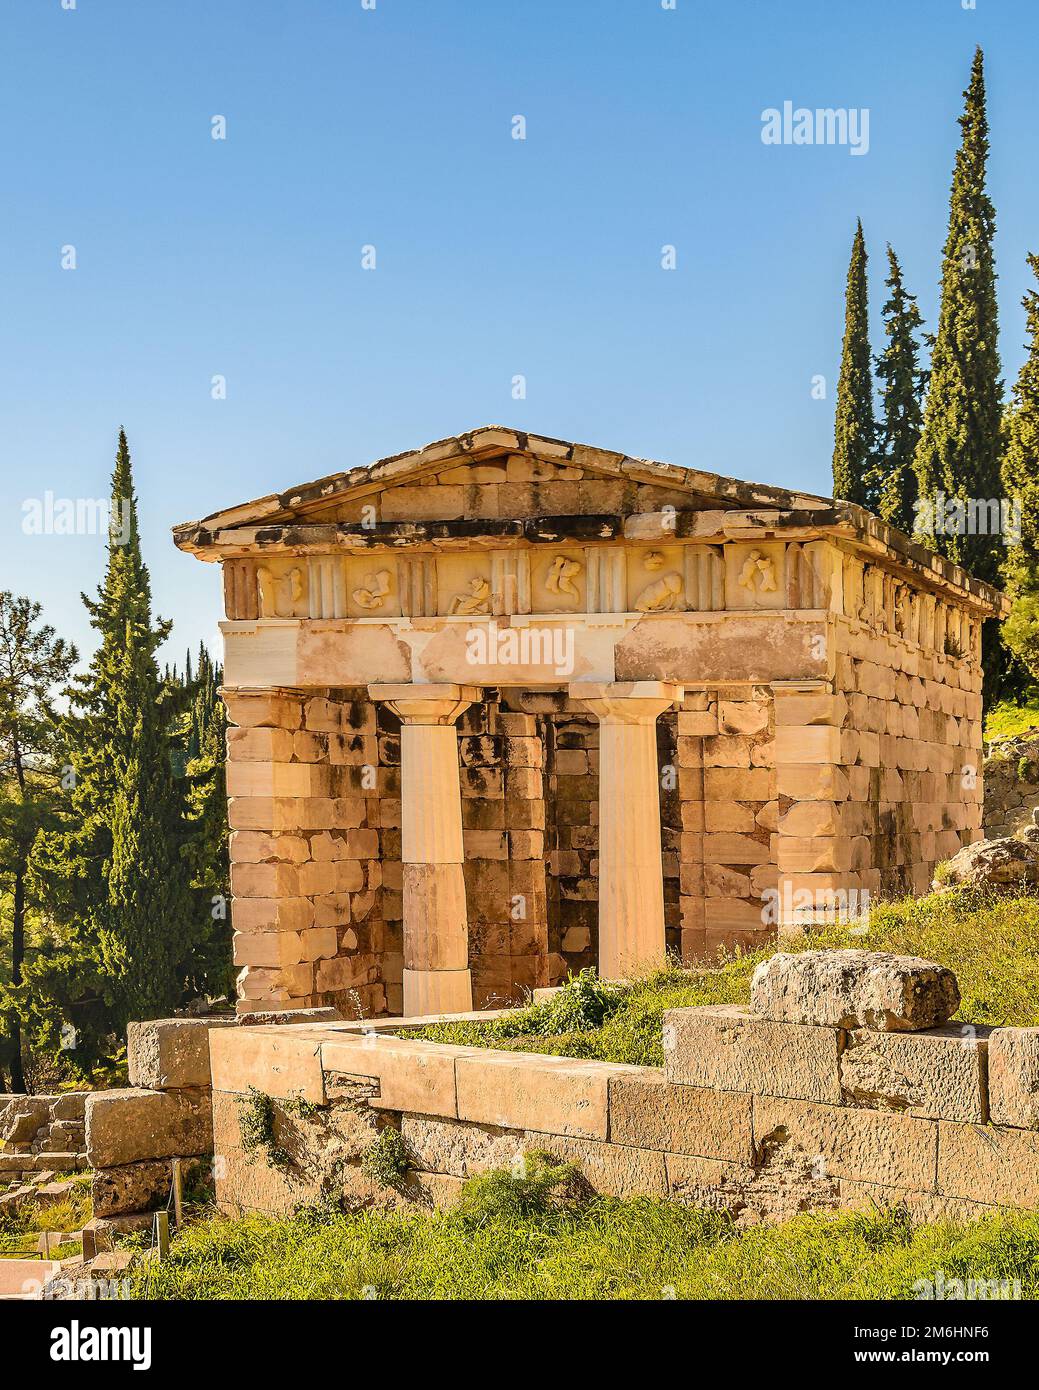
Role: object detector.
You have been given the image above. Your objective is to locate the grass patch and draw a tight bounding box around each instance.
[0,1175,92,1260]
[127,1185,1039,1301]
[985,695,1039,745]
[411,890,1039,1065]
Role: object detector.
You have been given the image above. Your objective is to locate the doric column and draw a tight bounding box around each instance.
[369,684,479,1016]
[569,681,684,980]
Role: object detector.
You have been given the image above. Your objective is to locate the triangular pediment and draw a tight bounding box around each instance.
[172,425,835,542]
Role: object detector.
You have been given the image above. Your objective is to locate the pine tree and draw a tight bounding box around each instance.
[32,431,195,1050]
[866,246,927,534]
[0,594,76,1091]
[913,47,1003,581]
[832,220,876,507]
[1001,254,1039,678]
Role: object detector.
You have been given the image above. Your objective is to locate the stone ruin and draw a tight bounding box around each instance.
[171,426,1006,1019]
[5,946,1039,1251]
[56,949,1039,1231]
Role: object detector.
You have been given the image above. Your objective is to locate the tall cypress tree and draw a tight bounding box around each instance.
[832,220,876,507]
[1002,254,1039,678]
[868,245,927,533]
[913,47,1003,581]
[32,431,194,1044]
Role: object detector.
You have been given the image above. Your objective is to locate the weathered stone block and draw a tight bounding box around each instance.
[321,1036,478,1118]
[664,1152,758,1205]
[938,1121,1039,1209]
[0,1097,50,1144]
[86,1088,213,1169]
[529,1134,668,1198]
[750,950,959,1032]
[988,1028,1039,1129]
[663,1004,842,1103]
[718,700,769,736]
[400,1114,524,1177]
[774,725,841,764]
[455,1052,638,1139]
[127,1017,233,1091]
[839,1025,987,1122]
[754,1094,938,1188]
[608,1071,754,1162]
[209,1027,326,1103]
[92,1158,206,1218]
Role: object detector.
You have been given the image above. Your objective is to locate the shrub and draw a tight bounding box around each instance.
[236,1087,290,1169]
[360,1127,412,1190]
[450,1150,586,1230]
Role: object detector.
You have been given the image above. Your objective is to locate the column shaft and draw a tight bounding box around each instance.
[370,685,478,1016]
[571,682,683,980]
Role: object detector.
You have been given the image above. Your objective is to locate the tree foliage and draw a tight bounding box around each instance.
[832,219,877,507]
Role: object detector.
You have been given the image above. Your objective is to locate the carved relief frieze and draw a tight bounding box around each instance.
[725,542,785,610]
[632,551,684,611]
[352,570,393,610]
[449,576,493,615]
[545,554,582,600]
[221,540,971,649]
[256,561,309,618]
[738,549,778,594]
[532,551,585,612]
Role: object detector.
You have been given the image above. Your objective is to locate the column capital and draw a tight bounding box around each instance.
[569,680,683,724]
[368,683,481,725]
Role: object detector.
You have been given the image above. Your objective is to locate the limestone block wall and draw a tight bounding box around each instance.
[679,688,777,962]
[0,1093,88,1186]
[835,618,984,893]
[226,687,391,1017]
[771,620,983,937]
[81,1009,340,1227]
[206,1002,1039,1224]
[224,666,987,1011]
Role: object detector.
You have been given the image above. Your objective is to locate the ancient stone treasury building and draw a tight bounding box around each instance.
[174,427,1006,1020]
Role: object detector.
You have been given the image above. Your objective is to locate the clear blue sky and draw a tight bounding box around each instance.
[3,0,1038,668]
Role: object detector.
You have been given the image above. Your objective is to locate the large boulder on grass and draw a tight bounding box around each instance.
[750,950,960,1033]
[933,836,1039,893]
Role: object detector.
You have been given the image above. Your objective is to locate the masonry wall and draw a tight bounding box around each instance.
[227,680,709,1013]
[225,688,391,1017]
[224,651,986,1012]
[769,616,983,947]
[205,1005,1039,1225]
[0,1093,88,1190]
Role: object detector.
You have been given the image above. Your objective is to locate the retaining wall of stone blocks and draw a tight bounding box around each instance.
[81,1007,341,1221]
[0,1092,89,1187]
[202,1002,1039,1225]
